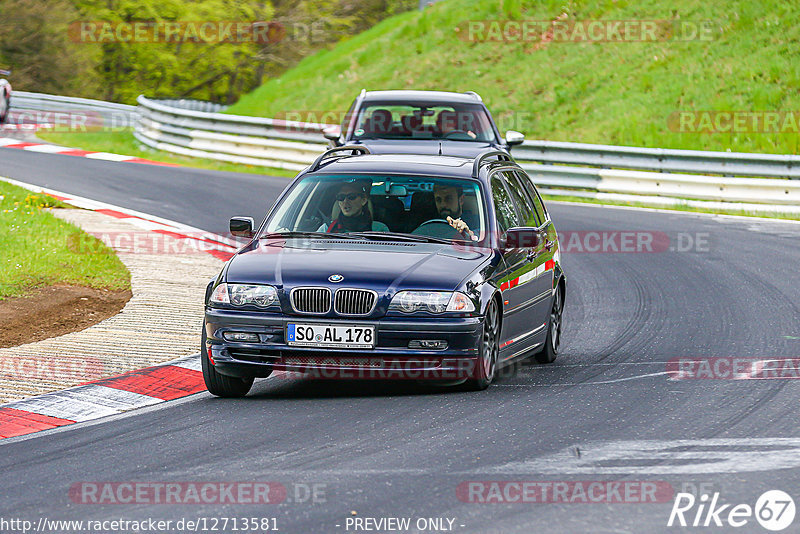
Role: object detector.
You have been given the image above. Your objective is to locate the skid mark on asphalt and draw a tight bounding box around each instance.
[137,437,800,476]
[473,438,800,474]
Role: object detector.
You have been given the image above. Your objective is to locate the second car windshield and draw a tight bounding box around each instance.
[351,102,496,143]
[264,174,487,243]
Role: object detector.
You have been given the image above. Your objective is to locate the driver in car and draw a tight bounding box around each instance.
[437,110,477,140]
[319,181,390,233]
[433,183,479,241]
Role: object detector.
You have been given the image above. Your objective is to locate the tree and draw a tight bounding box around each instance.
[1,0,415,104]
[71,0,275,103]
[0,0,100,96]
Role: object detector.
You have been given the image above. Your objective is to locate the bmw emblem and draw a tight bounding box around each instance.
[328,274,344,283]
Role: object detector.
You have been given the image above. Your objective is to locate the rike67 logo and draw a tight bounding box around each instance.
[668,490,795,531]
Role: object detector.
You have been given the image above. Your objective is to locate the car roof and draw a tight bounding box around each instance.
[361,90,483,105]
[308,153,515,181]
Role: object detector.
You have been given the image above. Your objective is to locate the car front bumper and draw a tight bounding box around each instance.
[204,308,483,380]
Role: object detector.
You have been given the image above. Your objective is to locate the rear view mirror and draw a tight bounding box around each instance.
[505,130,525,146]
[504,227,541,249]
[230,217,255,238]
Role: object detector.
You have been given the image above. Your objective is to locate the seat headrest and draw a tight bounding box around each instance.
[366,109,392,134]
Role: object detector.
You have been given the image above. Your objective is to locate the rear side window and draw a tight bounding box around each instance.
[502,171,539,227]
[490,174,519,232]
[515,170,548,225]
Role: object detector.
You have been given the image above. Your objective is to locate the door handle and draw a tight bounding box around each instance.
[544,240,555,251]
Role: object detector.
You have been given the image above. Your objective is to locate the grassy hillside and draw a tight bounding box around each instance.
[228,0,800,154]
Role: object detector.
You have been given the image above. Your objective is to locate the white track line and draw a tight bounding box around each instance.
[0,176,239,249]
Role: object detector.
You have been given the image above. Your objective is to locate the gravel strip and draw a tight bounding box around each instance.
[0,209,223,403]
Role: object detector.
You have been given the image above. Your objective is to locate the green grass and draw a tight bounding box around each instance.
[227,0,800,155]
[543,193,800,220]
[36,130,296,178]
[0,181,131,299]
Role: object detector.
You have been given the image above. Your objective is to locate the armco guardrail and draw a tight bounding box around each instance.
[150,98,228,113]
[135,95,328,171]
[514,140,800,180]
[524,165,800,206]
[4,90,794,211]
[10,91,136,127]
[126,95,799,211]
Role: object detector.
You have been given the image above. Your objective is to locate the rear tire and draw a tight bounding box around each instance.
[201,322,253,397]
[465,298,500,391]
[534,287,563,364]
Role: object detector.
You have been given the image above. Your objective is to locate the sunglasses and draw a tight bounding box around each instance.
[336,193,364,202]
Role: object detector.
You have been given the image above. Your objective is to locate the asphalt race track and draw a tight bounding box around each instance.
[2,147,800,533]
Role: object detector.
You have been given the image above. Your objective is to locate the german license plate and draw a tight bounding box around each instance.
[286,323,375,349]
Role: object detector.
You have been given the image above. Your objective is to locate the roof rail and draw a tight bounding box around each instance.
[472,150,513,178]
[359,88,366,98]
[464,91,482,101]
[310,145,370,172]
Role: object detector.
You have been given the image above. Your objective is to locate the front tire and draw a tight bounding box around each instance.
[534,287,563,364]
[466,298,500,390]
[201,322,254,397]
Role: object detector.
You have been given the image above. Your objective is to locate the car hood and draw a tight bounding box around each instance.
[350,139,501,158]
[225,238,492,292]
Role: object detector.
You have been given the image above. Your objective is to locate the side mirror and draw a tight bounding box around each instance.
[230,216,255,238]
[505,130,525,147]
[504,227,541,250]
[323,126,342,146]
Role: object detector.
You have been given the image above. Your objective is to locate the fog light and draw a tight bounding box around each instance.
[408,340,448,350]
[223,331,260,343]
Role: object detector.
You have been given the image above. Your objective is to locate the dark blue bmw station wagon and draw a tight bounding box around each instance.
[202,148,565,396]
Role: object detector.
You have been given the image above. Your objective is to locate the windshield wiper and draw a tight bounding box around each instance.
[349,232,452,244]
[261,231,365,240]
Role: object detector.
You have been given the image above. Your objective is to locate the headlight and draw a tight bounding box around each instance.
[209,283,279,308]
[389,291,475,314]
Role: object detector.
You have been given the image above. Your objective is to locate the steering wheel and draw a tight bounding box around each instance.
[411,219,463,239]
[442,130,470,139]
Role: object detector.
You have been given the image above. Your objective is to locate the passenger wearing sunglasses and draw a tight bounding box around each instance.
[318,182,390,233]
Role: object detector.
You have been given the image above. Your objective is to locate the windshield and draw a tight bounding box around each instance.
[349,101,496,143]
[263,174,488,243]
